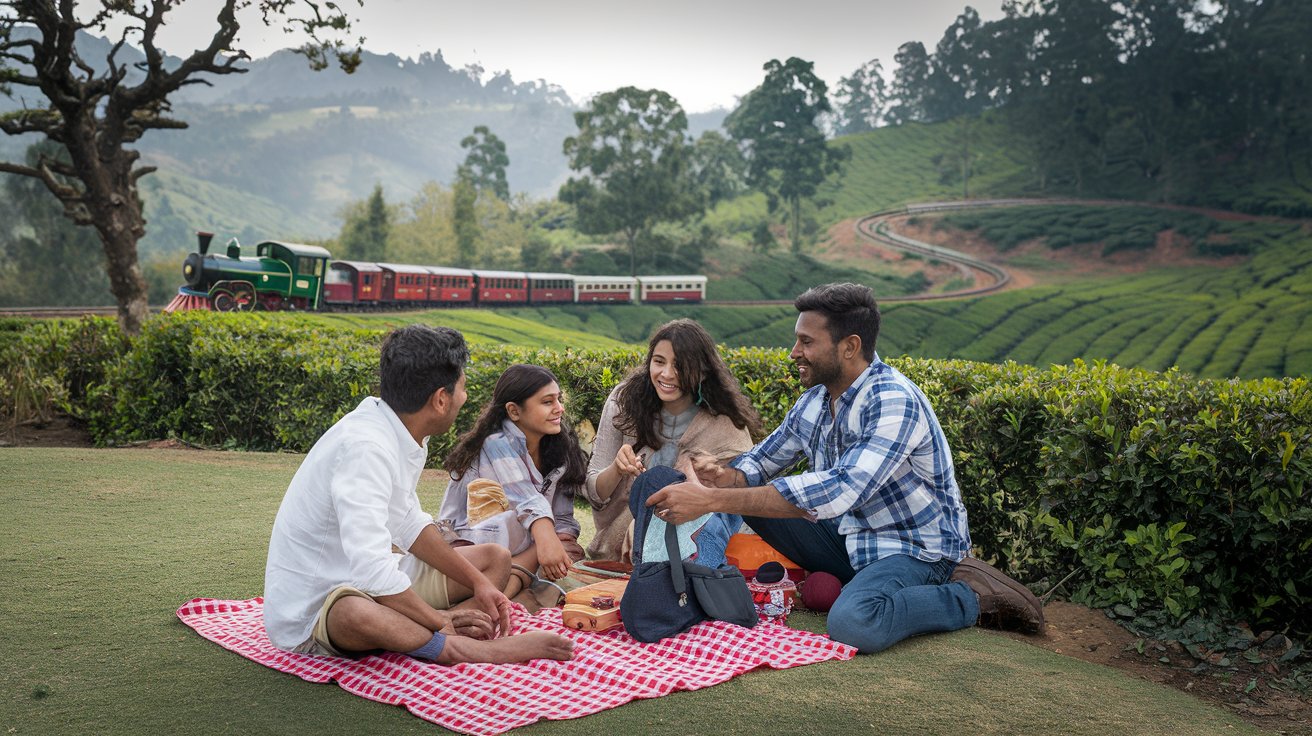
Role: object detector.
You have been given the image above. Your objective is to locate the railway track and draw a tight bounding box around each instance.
[0,305,124,318]
[854,201,1014,302]
[705,199,1022,305]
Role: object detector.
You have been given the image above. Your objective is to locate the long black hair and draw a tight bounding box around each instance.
[444,364,587,492]
[613,319,762,453]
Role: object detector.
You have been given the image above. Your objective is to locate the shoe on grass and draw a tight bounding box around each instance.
[950,557,1046,635]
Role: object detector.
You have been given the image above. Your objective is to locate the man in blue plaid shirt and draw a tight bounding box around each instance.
[649,283,1045,652]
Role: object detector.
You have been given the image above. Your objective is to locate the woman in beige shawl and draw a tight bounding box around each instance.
[584,319,762,565]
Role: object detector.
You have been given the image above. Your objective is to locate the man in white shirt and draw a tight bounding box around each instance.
[264,324,573,664]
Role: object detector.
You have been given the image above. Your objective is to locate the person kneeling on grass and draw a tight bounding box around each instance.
[648,282,1046,654]
[262,325,573,665]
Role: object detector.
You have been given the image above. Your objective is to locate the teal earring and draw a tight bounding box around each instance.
[695,381,705,406]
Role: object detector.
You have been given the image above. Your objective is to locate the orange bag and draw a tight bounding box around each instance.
[724,533,806,583]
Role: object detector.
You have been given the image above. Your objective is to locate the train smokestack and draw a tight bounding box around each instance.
[197,231,214,255]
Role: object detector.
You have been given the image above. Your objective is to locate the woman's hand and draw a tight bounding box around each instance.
[610,444,645,478]
[557,533,585,564]
[537,536,572,580]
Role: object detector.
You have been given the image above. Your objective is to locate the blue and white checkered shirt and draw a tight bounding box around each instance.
[731,356,971,570]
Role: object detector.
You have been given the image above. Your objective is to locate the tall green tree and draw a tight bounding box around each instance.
[452,174,479,267]
[690,130,747,209]
[0,1,363,333]
[337,183,390,262]
[1222,0,1312,191]
[926,8,994,198]
[725,57,849,252]
[459,125,510,201]
[886,42,932,125]
[560,86,699,276]
[1022,0,1120,193]
[833,59,888,135]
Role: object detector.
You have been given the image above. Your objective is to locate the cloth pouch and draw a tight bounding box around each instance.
[467,478,510,524]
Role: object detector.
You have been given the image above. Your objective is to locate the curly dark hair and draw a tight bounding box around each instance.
[612,319,762,453]
[444,364,586,494]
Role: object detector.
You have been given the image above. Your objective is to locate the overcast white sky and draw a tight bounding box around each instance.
[134,0,1005,112]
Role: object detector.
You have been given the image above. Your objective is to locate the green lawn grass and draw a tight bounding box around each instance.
[0,448,1264,735]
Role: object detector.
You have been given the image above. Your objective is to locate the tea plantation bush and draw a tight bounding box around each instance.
[4,313,1309,635]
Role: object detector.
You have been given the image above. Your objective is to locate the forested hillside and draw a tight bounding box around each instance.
[0,35,726,255]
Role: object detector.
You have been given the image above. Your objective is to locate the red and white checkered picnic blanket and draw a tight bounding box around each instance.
[177,597,855,735]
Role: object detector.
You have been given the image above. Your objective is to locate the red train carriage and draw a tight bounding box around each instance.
[527,272,575,305]
[323,260,383,308]
[573,275,637,303]
[473,269,529,305]
[377,262,433,307]
[637,275,707,303]
[427,266,476,306]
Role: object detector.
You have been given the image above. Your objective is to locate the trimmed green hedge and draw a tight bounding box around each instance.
[5,313,1310,635]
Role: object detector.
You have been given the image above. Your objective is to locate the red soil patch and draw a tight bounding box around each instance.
[892,216,1246,282]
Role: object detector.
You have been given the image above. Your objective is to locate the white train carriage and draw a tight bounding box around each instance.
[637,275,707,303]
[573,275,637,303]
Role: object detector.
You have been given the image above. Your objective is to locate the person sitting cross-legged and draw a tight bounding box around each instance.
[262,324,573,665]
[647,283,1045,654]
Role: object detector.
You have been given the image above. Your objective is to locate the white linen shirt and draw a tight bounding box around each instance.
[263,397,434,650]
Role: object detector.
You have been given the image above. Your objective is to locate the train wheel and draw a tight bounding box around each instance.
[212,290,236,312]
[231,284,256,311]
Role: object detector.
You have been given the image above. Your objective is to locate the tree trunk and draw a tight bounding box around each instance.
[100,226,151,335]
[790,196,802,254]
[961,118,972,200]
[78,151,151,335]
[627,230,638,277]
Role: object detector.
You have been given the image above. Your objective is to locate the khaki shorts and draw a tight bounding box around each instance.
[296,559,453,657]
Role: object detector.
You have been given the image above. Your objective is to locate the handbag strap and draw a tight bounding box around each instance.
[664,519,689,607]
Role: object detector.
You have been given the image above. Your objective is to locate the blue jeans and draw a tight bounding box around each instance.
[693,512,741,568]
[743,515,979,653]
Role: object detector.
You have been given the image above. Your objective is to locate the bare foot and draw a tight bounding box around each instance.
[438,631,574,664]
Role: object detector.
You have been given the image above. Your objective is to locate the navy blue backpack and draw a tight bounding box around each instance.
[620,466,757,643]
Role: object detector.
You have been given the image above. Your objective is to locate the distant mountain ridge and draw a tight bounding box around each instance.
[0,29,728,253]
[173,48,575,108]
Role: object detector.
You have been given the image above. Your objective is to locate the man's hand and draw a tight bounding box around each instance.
[610,444,645,478]
[471,583,513,637]
[537,536,572,580]
[691,452,742,488]
[646,476,715,526]
[441,609,495,640]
